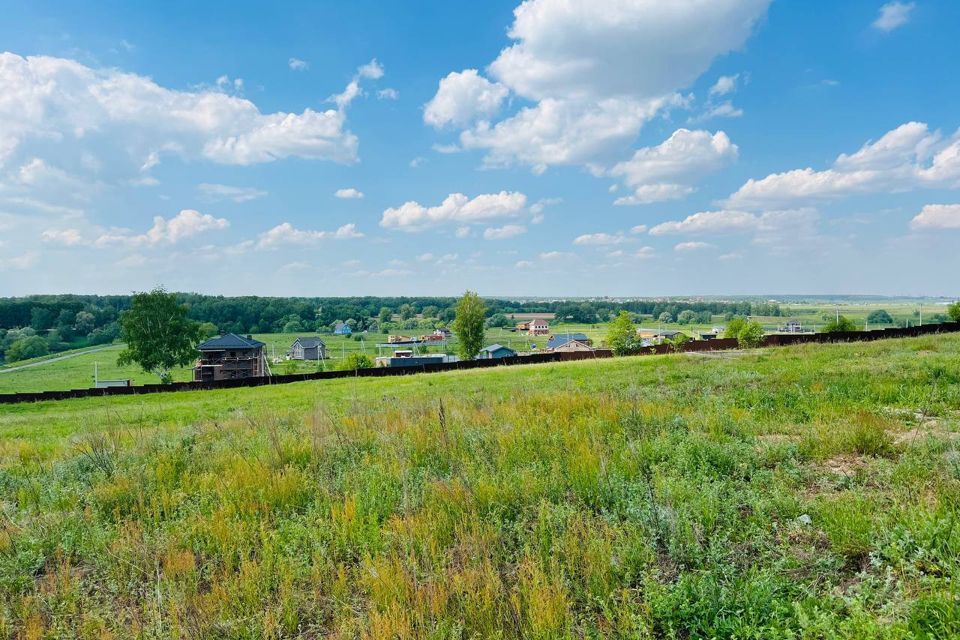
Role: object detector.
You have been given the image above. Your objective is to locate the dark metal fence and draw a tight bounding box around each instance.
[1,322,957,405]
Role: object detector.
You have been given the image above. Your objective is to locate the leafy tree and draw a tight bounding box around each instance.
[452,291,486,360]
[339,352,373,371]
[199,322,219,339]
[823,316,857,333]
[658,312,673,324]
[421,305,439,319]
[398,304,415,321]
[736,320,765,348]
[677,310,696,325]
[5,335,49,362]
[607,311,641,356]
[866,309,893,325]
[30,307,56,331]
[487,313,510,328]
[378,307,393,324]
[948,301,960,322]
[668,333,691,351]
[117,287,202,383]
[724,317,747,339]
[74,311,96,335]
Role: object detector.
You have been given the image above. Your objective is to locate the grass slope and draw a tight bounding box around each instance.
[0,335,959,637]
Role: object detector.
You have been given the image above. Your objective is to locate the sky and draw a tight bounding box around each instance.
[1,0,959,298]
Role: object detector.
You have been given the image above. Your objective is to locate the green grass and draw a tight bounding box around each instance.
[0,334,959,637]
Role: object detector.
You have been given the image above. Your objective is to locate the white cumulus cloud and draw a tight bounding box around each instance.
[424,70,509,128]
[197,183,267,203]
[335,188,364,199]
[910,204,960,230]
[96,209,229,247]
[483,224,527,240]
[380,191,528,231]
[256,222,364,248]
[608,129,738,204]
[727,122,960,208]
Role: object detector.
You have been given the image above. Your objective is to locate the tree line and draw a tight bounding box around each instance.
[0,292,788,363]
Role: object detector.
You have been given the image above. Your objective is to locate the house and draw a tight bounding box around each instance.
[651,330,683,343]
[699,332,718,340]
[287,336,326,360]
[333,322,352,335]
[515,321,530,332]
[388,335,413,344]
[528,318,550,335]
[779,320,804,333]
[434,327,452,338]
[194,333,268,381]
[375,351,459,368]
[547,332,593,351]
[477,344,517,359]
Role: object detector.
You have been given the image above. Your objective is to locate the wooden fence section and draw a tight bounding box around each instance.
[1,321,957,405]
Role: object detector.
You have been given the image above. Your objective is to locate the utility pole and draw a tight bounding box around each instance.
[919,304,923,326]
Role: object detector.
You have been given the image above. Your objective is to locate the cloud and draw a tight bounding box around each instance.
[630,224,648,234]
[197,183,267,203]
[709,74,739,97]
[380,191,527,231]
[0,251,39,270]
[41,228,84,246]
[515,260,534,268]
[424,70,509,128]
[357,59,384,80]
[334,187,364,199]
[650,208,825,254]
[634,246,656,259]
[690,101,744,123]
[96,209,229,247]
[674,241,712,251]
[727,122,960,208]
[409,156,426,168]
[0,53,367,173]
[608,129,738,204]
[573,232,628,246]
[256,222,364,248]
[650,209,761,235]
[426,0,770,171]
[377,88,399,100]
[910,204,960,230]
[873,2,914,32]
[288,57,309,71]
[483,224,527,240]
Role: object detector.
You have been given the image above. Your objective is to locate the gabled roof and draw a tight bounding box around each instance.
[547,332,590,349]
[198,333,265,350]
[480,343,515,353]
[293,336,326,349]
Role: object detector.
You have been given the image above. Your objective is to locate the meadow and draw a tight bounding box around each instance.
[0,333,958,637]
[1,298,943,394]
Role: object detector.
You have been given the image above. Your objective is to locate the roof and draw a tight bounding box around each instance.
[547,332,590,349]
[654,330,682,337]
[480,343,515,353]
[198,333,265,350]
[293,336,326,349]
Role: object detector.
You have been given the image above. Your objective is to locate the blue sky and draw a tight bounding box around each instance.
[1,0,959,297]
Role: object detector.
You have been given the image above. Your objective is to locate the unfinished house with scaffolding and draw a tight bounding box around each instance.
[193,333,269,381]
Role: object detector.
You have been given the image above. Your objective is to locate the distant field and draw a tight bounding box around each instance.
[0,334,958,636]
[0,300,948,394]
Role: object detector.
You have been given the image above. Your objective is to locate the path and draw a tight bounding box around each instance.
[0,345,117,374]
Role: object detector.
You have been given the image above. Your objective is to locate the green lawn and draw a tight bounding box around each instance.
[0,334,958,636]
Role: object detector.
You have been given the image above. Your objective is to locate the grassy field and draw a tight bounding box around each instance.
[0,334,958,637]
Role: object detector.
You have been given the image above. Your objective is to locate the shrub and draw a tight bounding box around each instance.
[736,321,765,348]
[823,316,858,333]
[339,353,373,371]
[948,301,960,322]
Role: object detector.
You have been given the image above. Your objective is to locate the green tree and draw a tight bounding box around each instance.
[724,317,747,339]
[339,352,373,371]
[948,301,960,322]
[452,291,486,360]
[677,310,696,325]
[5,335,49,362]
[668,333,691,352]
[866,309,893,325]
[736,320,765,348]
[117,287,202,383]
[607,311,640,356]
[487,313,510,328]
[823,316,857,333]
[378,307,393,324]
[198,322,219,339]
[658,312,673,324]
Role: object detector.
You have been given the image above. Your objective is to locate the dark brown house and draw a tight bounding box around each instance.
[194,333,268,381]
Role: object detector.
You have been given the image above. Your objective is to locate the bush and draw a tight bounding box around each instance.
[339,353,373,371]
[606,311,641,356]
[948,301,960,322]
[866,309,893,325]
[5,335,50,362]
[823,316,858,333]
[736,321,765,349]
[723,317,746,339]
